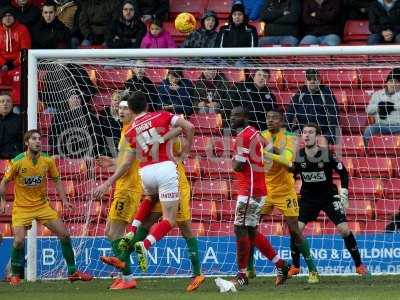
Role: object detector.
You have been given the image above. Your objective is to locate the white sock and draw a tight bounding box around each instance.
[123,274,134,281]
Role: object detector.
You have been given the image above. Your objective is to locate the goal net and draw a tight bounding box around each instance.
[24,47,400,280]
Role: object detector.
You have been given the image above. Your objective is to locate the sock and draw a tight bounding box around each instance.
[236,236,251,273]
[143,220,172,249]
[297,239,317,272]
[247,245,255,271]
[60,237,77,275]
[131,197,153,234]
[290,236,301,268]
[110,238,132,275]
[185,237,201,276]
[343,232,362,267]
[118,226,149,262]
[111,238,122,257]
[11,246,24,276]
[122,274,134,281]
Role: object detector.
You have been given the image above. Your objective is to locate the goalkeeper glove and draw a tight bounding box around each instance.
[339,188,349,209]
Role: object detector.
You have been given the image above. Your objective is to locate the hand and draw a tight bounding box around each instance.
[310,12,316,17]
[96,156,114,168]
[93,183,110,200]
[382,30,393,41]
[339,188,349,209]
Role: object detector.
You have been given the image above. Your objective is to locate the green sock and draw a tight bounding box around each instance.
[60,237,77,275]
[297,239,317,272]
[111,239,122,257]
[247,245,255,271]
[185,237,201,276]
[11,246,24,276]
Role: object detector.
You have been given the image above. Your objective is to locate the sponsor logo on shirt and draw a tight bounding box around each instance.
[302,171,327,183]
[24,176,43,186]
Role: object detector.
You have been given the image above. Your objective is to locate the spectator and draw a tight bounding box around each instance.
[31,1,71,49]
[0,92,22,159]
[124,60,158,111]
[368,0,400,45]
[285,69,340,144]
[259,0,301,46]
[11,0,40,30]
[235,0,265,20]
[55,0,77,31]
[300,0,343,46]
[217,3,258,47]
[0,6,31,72]
[140,19,175,48]
[344,0,374,19]
[79,0,119,46]
[98,90,124,156]
[182,10,219,48]
[157,69,194,116]
[132,0,169,23]
[236,69,278,131]
[363,72,400,145]
[105,0,146,49]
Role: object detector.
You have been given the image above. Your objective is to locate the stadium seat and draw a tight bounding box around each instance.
[382,178,400,199]
[367,136,400,156]
[189,113,222,134]
[340,113,369,135]
[47,180,75,199]
[92,91,113,109]
[38,224,53,236]
[274,89,298,109]
[218,199,236,220]
[331,88,348,112]
[374,198,400,219]
[205,222,234,236]
[88,223,106,236]
[65,201,101,220]
[343,20,370,44]
[301,222,322,236]
[0,201,12,222]
[223,69,245,83]
[206,0,231,19]
[321,221,362,234]
[349,178,383,199]
[55,158,87,179]
[191,200,218,220]
[145,68,168,84]
[75,179,113,201]
[337,135,365,156]
[191,221,206,236]
[364,221,388,234]
[249,21,265,37]
[352,157,393,178]
[346,200,374,220]
[39,113,53,135]
[0,159,8,176]
[320,69,359,88]
[183,69,203,82]
[64,222,89,236]
[283,69,307,89]
[199,158,233,178]
[40,136,51,153]
[345,88,375,111]
[192,180,229,199]
[259,221,284,236]
[391,158,400,178]
[94,68,132,89]
[191,135,211,157]
[359,68,392,88]
[169,0,206,19]
[212,136,235,157]
[0,222,12,236]
[341,157,354,176]
[183,158,200,178]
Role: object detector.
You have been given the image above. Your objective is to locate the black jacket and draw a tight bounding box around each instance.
[98,107,122,156]
[259,0,301,37]
[217,23,258,47]
[12,3,40,30]
[235,81,278,131]
[124,75,158,111]
[345,0,374,20]
[105,16,146,48]
[31,17,71,49]
[0,112,22,159]
[133,0,169,20]
[369,0,400,34]
[285,85,340,144]
[182,10,219,48]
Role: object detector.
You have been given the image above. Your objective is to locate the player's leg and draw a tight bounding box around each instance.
[289,220,306,275]
[9,225,26,285]
[44,218,92,281]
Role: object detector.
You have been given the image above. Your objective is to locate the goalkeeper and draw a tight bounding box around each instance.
[290,123,370,277]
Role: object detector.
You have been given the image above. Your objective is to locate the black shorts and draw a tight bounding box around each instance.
[298,195,347,225]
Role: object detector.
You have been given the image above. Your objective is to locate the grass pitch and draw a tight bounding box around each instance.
[1,276,400,300]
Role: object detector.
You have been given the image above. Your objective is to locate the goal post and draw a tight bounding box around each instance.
[24,46,400,281]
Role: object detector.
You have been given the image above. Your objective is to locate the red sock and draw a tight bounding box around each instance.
[131,197,153,233]
[236,236,251,271]
[143,220,173,249]
[255,231,283,265]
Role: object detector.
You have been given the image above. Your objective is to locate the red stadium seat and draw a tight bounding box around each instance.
[47,180,75,199]
[331,88,348,112]
[183,69,203,82]
[191,200,218,220]
[64,201,101,220]
[0,222,12,236]
[359,68,392,88]
[218,199,236,220]
[320,69,359,88]
[39,113,53,135]
[259,221,284,236]
[145,68,168,84]
[224,69,246,83]
[192,180,229,198]
[183,158,200,178]
[92,91,113,108]
[345,88,375,111]
[191,135,211,157]
[75,179,113,201]
[374,198,400,219]
[302,222,322,236]
[169,0,206,19]
[364,221,388,233]
[0,201,12,222]
[55,158,87,179]
[352,157,393,177]
[205,222,234,236]
[212,136,235,157]
[206,0,231,19]
[191,221,206,236]
[336,135,365,156]
[64,222,89,236]
[349,178,383,199]
[391,158,400,178]
[189,113,222,134]
[283,69,307,89]
[94,68,132,89]
[343,20,370,43]
[199,158,233,178]
[0,159,8,176]
[274,89,298,109]
[368,136,400,156]
[249,21,265,37]
[321,221,363,234]
[346,200,374,220]
[340,113,369,135]
[383,179,400,199]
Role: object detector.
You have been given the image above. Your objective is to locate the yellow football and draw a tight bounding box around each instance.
[175,12,197,34]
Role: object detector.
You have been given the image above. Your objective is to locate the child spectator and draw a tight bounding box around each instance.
[105,0,146,49]
[182,10,219,48]
[140,19,176,48]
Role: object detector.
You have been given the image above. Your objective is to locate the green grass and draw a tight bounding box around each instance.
[1,276,400,300]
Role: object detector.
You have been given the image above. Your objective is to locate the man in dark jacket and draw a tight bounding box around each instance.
[11,0,40,31]
[31,1,71,49]
[300,0,343,46]
[217,3,258,47]
[133,0,169,23]
[236,69,278,131]
[105,0,146,48]
[0,93,22,159]
[285,69,340,144]
[259,0,301,46]
[368,0,400,44]
[344,0,374,19]
[182,10,219,48]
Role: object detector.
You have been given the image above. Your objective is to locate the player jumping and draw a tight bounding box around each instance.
[290,123,370,277]
[0,130,93,286]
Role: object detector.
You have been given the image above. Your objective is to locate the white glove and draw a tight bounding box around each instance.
[339,188,349,209]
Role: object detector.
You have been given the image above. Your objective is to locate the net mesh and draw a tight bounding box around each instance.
[33,53,400,278]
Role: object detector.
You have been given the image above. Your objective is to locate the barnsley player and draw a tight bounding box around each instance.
[215,106,266,293]
[0,130,93,286]
[290,123,370,277]
[258,111,319,284]
[94,91,194,273]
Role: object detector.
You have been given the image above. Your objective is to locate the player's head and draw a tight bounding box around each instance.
[24,129,41,154]
[305,69,320,93]
[266,110,283,133]
[230,106,249,130]
[127,90,148,114]
[302,123,321,148]
[118,96,134,124]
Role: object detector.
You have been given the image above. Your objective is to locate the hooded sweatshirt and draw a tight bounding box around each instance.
[140,29,176,48]
[366,87,400,125]
[181,10,219,48]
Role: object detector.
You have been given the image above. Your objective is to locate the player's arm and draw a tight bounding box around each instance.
[49,158,72,209]
[172,117,195,157]
[263,134,295,168]
[331,154,349,208]
[0,161,16,214]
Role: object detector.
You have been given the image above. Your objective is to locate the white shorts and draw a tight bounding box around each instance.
[234,195,266,227]
[139,161,179,202]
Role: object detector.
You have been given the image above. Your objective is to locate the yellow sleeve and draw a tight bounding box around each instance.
[3,161,17,182]
[48,158,61,181]
[263,134,295,168]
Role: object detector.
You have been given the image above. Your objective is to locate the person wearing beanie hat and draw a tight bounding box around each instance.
[182,10,219,48]
[0,6,31,72]
[216,3,258,47]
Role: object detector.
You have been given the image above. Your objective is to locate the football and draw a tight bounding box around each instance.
[174,12,197,34]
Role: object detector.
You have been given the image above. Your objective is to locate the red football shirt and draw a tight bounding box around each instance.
[234,126,266,197]
[125,111,180,167]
